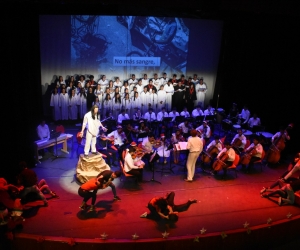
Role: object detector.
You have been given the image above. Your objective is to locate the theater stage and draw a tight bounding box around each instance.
[6,126,300,249]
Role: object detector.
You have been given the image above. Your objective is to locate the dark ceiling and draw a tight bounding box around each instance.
[2,0,300,19]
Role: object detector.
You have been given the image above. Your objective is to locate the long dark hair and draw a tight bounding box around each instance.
[91,105,99,120]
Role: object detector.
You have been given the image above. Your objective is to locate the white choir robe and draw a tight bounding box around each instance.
[160,77,169,86]
[121,86,129,95]
[163,84,174,111]
[136,84,144,94]
[142,79,149,87]
[50,93,61,121]
[140,91,150,113]
[122,98,132,116]
[112,101,122,118]
[98,79,108,87]
[195,83,207,107]
[148,93,158,113]
[131,97,142,113]
[77,94,87,119]
[68,95,78,120]
[113,81,123,88]
[102,100,112,117]
[153,78,161,89]
[157,90,166,111]
[59,93,69,120]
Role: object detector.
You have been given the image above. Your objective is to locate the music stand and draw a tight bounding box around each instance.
[156,142,175,176]
[145,151,161,184]
[175,116,185,124]
[195,115,204,123]
[205,115,215,121]
[50,131,65,161]
[122,119,133,126]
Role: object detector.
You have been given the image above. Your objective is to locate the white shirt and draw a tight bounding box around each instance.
[178,122,190,133]
[240,109,250,123]
[206,140,222,152]
[245,143,263,158]
[118,113,130,124]
[217,148,235,162]
[248,117,261,128]
[180,110,190,117]
[157,111,169,121]
[187,136,203,153]
[107,130,126,146]
[124,152,140,172]
[143,112,156,122]
[37,124,50,140]
[192,108,204,117]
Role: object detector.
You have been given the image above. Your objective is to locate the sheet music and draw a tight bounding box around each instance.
[175,142,188,151]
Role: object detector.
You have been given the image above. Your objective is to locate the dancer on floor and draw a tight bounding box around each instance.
[140,191,197,223]
[78,170,121,212]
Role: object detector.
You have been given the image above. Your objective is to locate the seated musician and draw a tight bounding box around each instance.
[231,129,247,154]
[123,123,137,144]
[191,105,203,118]
[238,105,250,129]
[171,129,186,163]
[133,108,143,121]
[204,135,223,164]
[248,113,261,130]
[137,120,150,142]
[196,121,211,143]
[180,106,190,118]
[271,126,291,143]
[143,108,157,131]
[124,146,144,182]
[141,133,159,170]
[127,141,146,168]
[117,109,130,124]
[156,107,169,135]
[156,134,171,164]
[213,141,235,175]
[227,103,239,124]
[241,136,263,171]
[106,125,128,166]
[36,119,53,156]
[168,107,179,122]
[203,105,215,116]
[178,119,192,139]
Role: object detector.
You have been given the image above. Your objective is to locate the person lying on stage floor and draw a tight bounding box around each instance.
[261,179,300,206]
[17,161,58,207]
[140,191,197,223]
[124,146,144,182]
[260,153,300,195]
[78,170,122,212]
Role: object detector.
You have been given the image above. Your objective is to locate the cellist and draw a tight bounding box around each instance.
[241,136,263,171]
[203,135,223,165]
[212,141,235,176]
[231,129,247,154]
[271,126,290,144]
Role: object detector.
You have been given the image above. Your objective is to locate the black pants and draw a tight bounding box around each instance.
[127,168,143,181]
[78,187,97,205]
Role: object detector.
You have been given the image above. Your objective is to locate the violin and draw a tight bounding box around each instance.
[212,151,229,171]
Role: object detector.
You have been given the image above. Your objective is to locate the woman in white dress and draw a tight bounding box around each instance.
[113,77,122,88]
[50,87,61,121]
[59,87,69,120]
[68,89,78,120]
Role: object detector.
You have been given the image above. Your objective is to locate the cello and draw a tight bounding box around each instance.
[265,124,292,164]
[239,147,257,165]
[201,146,220,164]
[212,151,229,172]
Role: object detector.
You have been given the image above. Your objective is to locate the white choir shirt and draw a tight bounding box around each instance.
[143,112,156,122]
[98,79,109,87]
[192,108,204,117]
[160,77,169,86]
[217,148,235,162]
[152,78,161,89]
[142,78,149,87]
[82,111,102,137]
[245,143,263,158]
[107,130,125,146]
[180,110,190,117]
[136,84,144,94]
[37,124,50,140]
[113,81,123,88]
[157,111,169,121]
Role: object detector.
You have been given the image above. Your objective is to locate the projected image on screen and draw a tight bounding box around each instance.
[71,15,189,77]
